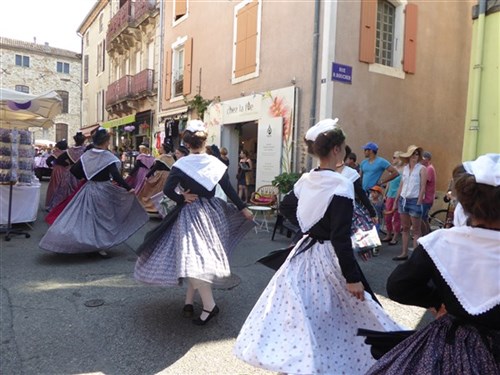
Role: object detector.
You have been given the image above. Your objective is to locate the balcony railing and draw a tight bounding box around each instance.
[106,70,155,107]
[131,69,154,96]
[106,75,132,107]
[106,0,157,49]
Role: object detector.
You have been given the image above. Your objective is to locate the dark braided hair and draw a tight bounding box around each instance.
[182,130,207,150]
[304,128,345,157]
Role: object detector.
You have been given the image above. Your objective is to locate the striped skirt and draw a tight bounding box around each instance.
[134,197,254,287]
[39,181,149,253]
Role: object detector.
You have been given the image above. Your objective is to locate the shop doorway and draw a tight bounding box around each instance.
[221,121,258,194]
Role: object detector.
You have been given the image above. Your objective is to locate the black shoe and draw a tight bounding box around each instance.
[182,304,194,318]
[192,305,219,326]
[392,255,408,261]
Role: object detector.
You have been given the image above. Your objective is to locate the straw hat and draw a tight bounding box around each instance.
[399,145,423,159]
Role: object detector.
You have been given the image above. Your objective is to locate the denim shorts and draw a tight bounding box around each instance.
[398,198,423,218]
[422,203,433,220]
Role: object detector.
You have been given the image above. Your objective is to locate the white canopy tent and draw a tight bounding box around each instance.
[0,88,62,240]
[0,88,62,129]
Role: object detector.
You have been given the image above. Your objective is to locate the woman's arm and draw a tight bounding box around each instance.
[129,159,146,176]
[145,161,160,178]
[70,160,85,180]
[417,166,428,205]
[279,190,299,226]
[163,168,185,204]
[109,163,132,191]
[387,245,442,310]
[329,196,360,283]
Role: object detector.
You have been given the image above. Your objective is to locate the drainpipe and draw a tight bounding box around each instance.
[464,0,487,160]
[156,0,164,137]
[307,0,321,170]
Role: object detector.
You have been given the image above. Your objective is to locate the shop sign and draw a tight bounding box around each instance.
[255,117,283,188]
[222,96,261,124]
[102,114,136,129]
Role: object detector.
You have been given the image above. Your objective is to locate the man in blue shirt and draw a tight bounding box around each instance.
[359,142,399,193]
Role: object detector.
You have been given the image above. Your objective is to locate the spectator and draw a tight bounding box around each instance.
[382,151,403,245]
[393,145,427,261]
[345,151,360,172]
[360,142,399,193]
[421,151,437,234]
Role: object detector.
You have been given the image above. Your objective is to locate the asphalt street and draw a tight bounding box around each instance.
[1,181,433,375]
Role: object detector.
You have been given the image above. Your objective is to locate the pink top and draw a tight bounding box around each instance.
[423,164,436,204]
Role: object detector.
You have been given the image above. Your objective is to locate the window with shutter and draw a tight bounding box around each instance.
[359,0,417,78]
[56,91,69,114]
[164,50,171,101]
[55,123,68,141]
[174,0,188,22]
[232,0,261,83]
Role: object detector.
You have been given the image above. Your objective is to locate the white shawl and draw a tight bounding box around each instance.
[173,153,227,191]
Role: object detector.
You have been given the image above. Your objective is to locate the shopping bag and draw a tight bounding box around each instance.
[351,225,381,249]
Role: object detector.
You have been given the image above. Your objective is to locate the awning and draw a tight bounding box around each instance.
[102,114,135,129]
[80,123,100,137]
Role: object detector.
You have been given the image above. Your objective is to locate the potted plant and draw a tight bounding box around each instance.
[272,172,302,195]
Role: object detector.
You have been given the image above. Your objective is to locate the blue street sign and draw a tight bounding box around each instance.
[331,63,352,84]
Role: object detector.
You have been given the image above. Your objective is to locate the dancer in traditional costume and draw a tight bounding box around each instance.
[39,128,149,257]
[126,144,155,190]
[234,120,401,374]
[134,120,254,325]
[44,139,68,210]
[365,153,500,375]
[135,142,175,214]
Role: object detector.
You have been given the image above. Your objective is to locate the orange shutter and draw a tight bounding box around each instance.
[403,3,418,74]
[175,0,187,18]
[183,38,193,96]
[244,1,258,75]
[164,50,172,101]
[234,3,249,78]
[359,0,376,64]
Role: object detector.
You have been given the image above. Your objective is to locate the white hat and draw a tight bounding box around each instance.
[305,118,339,141]
[186,120,206,133]
[463,153,500,187]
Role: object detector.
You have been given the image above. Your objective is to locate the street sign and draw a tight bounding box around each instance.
[331,63,352,84]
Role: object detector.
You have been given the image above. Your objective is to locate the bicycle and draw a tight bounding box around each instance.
[429,195,455,231]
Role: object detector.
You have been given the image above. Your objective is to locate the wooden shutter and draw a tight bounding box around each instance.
[84,55,89,84]
[183,38,193,96]
[175,0,187,19]
[245,1,258,75]
[235,0,258,78]
[164,50,172,101]
[102,41,106,73]
[359,0,376,63]
[403,3,418,74]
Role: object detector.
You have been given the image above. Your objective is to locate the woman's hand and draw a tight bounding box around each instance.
[346,282,365,301]
[429,304,447,319]
[241,208,254,221]
[182,189,198,204]
[371,216,379,225]
[128,188,135,194]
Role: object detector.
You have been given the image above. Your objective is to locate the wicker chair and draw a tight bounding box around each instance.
[249,185,279,208]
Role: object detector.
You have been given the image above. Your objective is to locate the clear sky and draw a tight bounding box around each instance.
[0,0,97,52]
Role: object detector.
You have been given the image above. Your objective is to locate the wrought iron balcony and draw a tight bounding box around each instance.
[106,75,132,107]
[131,69,154,96]
[106,0,157,51]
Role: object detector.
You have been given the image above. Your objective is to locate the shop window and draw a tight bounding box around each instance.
[55,123,68,141]
[359,0,418,76]
[232,0,260,83]
[57,61,70,74]
[15,85,29,93]
[56,90,69,114]
[15,54,30,68]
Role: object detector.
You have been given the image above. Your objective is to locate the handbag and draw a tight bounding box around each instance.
[351,225,381,250]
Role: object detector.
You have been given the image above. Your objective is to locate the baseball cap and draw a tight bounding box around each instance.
[369,185,384,194]
[362,142,379,152]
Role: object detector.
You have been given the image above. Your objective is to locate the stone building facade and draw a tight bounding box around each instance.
[0,37,82,144]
